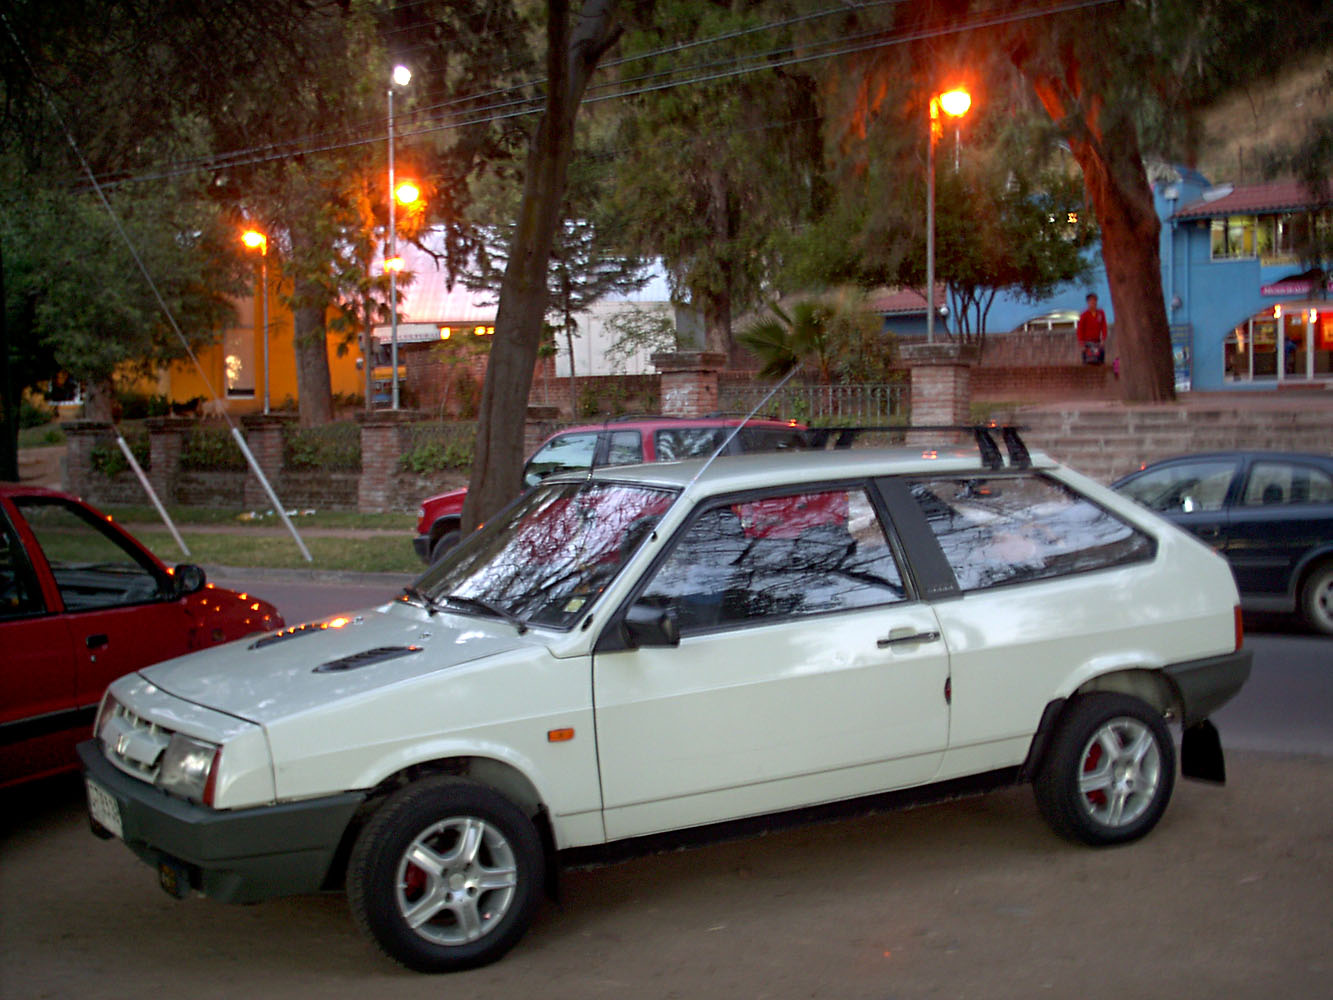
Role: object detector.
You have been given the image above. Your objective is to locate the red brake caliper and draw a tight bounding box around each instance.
[1083,742,1107,807]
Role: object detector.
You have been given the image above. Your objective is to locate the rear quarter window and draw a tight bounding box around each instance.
[908,475,1155,592]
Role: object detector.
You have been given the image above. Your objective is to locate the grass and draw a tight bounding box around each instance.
[101,506,421,573]
[130,527,422,574]
[18,424,67,448]
[103,505,416,530]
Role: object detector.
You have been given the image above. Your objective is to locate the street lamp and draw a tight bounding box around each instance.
[926,86,972,344]
[241,229,270,414]
[387,63,412,409]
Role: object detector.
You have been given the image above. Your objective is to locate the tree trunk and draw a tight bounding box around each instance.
[1022,79,1175,403]
[702,167,734,357]
[292,273,334,426]
[0,238,17,483]
[83,379,116,423]
[287,222,334,427]
[461,0,622,531]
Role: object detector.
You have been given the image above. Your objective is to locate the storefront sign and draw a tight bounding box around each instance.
[1260,278,1333,296]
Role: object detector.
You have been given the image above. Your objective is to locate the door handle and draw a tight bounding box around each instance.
[1193,525,1221,539]
[86,633,109,650]
[877,630,941,649]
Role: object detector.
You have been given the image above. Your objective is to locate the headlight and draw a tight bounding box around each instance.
[156,733,221,805]
[95,693,122,744]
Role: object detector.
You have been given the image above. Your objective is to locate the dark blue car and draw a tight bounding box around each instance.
[1113,451,1333,634]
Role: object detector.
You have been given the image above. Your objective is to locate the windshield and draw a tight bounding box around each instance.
[419,481,677,630]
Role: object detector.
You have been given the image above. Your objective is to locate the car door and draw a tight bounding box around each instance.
[1115,457,1240,552]
[1226,458,1333,601]
[11,496,194,720]
[592,483,950,841]
[0,501,79,786]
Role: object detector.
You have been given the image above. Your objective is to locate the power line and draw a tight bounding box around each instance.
[94,0,1118,189]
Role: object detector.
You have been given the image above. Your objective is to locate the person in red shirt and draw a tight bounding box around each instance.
[1076,293,1107,363]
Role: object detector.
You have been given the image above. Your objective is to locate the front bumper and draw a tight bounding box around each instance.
[1163,648,1253,726]
[79,740,365,904]
[413,533,431,562]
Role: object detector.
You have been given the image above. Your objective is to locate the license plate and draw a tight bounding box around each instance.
[86,778,123,840]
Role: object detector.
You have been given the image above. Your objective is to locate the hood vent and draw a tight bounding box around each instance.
[313,645,422,674]
[250,622,331,650]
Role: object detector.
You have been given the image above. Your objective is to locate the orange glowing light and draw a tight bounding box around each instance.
[327,617,350,629]
[922,449,939,460]
[938,88,971,117]
[241,230,267,254]
[394,180,420,206]
[547,728,575,743]
[384,256,404,273]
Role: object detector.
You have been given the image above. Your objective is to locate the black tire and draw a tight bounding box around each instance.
[348,777,544,972]
[430,529,461,564]
[1299,561,1333,635]
[1033,693,1176,847]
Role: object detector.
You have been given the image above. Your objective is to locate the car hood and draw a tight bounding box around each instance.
[183,583,285,643]
[140,601,531,725]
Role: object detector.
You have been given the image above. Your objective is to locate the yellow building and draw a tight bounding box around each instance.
[159,269,366,415]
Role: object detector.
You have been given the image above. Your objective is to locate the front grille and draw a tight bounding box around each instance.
[101,701,173,784]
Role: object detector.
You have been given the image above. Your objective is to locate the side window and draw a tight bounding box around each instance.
[639,487,905,632]
[910,475,1154,592]
[1117,460,1236,514]
[0,511,45,620]
[13,498,164,611]
[523,432,599,487]
[654,428,726,461]
[737,427,808,453]
[1241,461,1333,507]
[603,430,644,467]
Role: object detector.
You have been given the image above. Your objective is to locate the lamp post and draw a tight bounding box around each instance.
[241,229,270,414]
[387,63,411,409]
[926,87,972,344]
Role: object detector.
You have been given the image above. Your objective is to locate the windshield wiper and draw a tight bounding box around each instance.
[401,585,442,616]
[442,593,528,635]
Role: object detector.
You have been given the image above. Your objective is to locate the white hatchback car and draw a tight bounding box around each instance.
[81,430,1250,972]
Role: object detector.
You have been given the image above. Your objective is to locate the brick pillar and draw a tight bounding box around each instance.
[144,416,194,505]
[525,406,561,455]
[651,351,727,417]
[239,414,290,510]
[61,420,114,499]
[901,343,978,444]
[357,410,422,513]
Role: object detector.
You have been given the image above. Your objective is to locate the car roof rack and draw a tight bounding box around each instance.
[803,424,1030,470]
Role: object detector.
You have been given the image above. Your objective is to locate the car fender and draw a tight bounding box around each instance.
[344,736,582,834]
[1290,542,1333,597]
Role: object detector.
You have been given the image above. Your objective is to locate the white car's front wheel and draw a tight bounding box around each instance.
[1034,693,1176,846]
[348,777,543,972]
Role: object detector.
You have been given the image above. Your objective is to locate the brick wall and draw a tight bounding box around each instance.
[972,365,1118,403]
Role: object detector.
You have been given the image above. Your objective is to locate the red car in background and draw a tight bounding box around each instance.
[414,416,809,564]
[1,484,283,788]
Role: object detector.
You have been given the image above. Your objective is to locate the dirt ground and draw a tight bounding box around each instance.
[2,751,1330,1000]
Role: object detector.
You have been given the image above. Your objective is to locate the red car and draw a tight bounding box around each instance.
[414,416,810,563]
[0,484,283,788]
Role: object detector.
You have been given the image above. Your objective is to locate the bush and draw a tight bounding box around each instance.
[115,391,171,420]
[180,425,246,471]
[285,421,361,471]
[399,422,477,473]
[19,397,56,429]
[90,434,149,477]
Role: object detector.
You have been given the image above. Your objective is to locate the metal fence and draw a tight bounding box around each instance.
[717,381,908,424]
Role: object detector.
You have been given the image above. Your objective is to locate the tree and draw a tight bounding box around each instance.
[607,1,826,357]
[460,145,651,409]
[461,0,625,531]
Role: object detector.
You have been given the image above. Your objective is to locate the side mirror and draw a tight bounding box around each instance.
[623,602,680,649]
[172,563,207,597]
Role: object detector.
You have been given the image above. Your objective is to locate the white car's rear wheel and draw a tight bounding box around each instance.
[1034,694,1176,846]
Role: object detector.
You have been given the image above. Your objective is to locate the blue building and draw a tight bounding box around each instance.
[895,167,1331,392]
